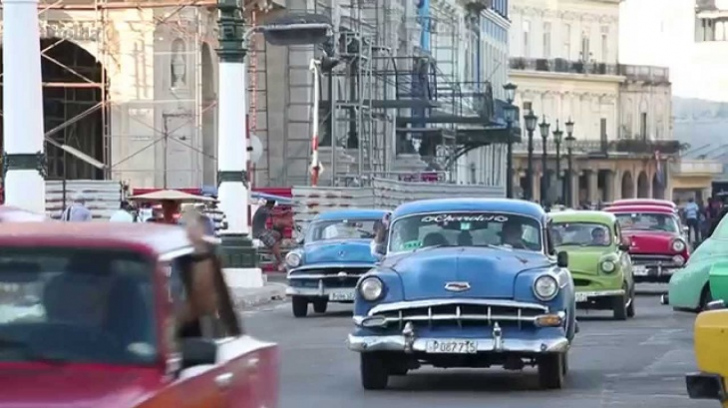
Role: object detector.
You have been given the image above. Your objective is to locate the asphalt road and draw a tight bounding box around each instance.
[244,290,714,408]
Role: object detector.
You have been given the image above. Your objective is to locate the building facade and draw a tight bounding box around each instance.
[507,0,683,206]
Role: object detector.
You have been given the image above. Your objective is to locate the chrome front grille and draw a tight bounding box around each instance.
[631,254,676,266]
[288,266,372,288]
[369,299,548,330]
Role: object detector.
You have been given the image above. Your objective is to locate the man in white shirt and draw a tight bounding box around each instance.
[109,201,135,222]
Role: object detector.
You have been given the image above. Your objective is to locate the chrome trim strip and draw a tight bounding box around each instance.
[347,334,569,354]
[367,298,548,316]
[288,263,375,272]
[159,246,196,262]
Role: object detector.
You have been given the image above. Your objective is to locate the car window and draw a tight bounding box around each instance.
[550,222,612,247]
[306,219,379,242]
[615,213,679,233]
[388,212,542,252]
[0,247,157,365]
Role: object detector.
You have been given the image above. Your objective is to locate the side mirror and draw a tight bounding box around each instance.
[618,243,630,251]
[180,338,218,369]
[556,251,569,268]
[706,299,726,311]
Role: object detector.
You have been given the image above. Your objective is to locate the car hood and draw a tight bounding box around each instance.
[303,240,375,264]
[623,230,676,253]
[382,247,550,300]
[557,247,611,275]
[0,364,160,408]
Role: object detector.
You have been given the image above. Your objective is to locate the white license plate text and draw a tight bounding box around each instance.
[575,292,588,302]
[425,340,478,354]
[633,266,648,276]
[329,291,355,301]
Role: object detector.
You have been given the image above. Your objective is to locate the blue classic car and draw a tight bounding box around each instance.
[285,209,388,317]
[348,198,577,390]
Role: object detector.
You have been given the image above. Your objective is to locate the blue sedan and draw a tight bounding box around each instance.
[348,198,577,390]
[285,209,388,317]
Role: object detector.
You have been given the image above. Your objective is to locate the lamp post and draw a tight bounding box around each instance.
[565,118,576,207]
[2,0,46,213]
[552,120,563,204]
[503,83,517,198]
[524,110,538,200]
[539,116,551,205]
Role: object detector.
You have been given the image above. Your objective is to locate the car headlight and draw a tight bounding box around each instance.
[672,239,686,252]
[359,277,384,301]
[673,254,685,266]
[601,260,616,273]
[285,251,302,268]
[533,275,559,301]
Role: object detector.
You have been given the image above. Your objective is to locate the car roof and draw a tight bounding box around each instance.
[549,210,617,224]
[604,205,676,214]
[392,198,545,219]
[611,199,676,208]
[0,223,192,259]
[312,209,388,221]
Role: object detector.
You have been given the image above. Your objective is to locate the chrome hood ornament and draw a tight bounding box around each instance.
[444,282,471,292]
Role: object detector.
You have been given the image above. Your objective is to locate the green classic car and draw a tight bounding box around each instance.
[666,216,728,311]
[549,211,636,320]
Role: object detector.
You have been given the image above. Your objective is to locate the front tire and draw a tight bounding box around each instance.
[699,284,713,312]
[612,284,628,320]
[360,354,389,390]
[292,296,308,318]
[537,353,566,389]
[313,298,328,314]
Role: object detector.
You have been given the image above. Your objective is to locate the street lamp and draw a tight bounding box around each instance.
[503,83,517,198]
[524,110,538,200]
[565,118,576,207]
[539,116,551,205]
[552,120,564,204]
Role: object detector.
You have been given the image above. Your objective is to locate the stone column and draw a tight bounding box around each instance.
[612,169,623,201]
[2,0,46,213]
[588,170,599,203]
[603,170,614,202]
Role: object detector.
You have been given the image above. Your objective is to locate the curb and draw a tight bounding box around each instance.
[232,282,287,308]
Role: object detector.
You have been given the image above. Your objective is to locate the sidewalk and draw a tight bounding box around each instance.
[230,281,287,308]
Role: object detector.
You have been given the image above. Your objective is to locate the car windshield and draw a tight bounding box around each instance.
[388,212,542,252]
[306,219,380,242]
[615,213,679,233]
[550,222,612,247]
[0,247,156,365]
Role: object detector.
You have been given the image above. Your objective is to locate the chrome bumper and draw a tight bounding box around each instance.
[575,289,624,302]
[347,334,569,354]
[286,286,355,298]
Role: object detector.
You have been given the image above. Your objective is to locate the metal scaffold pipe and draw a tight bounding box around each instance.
[309,58,323,187]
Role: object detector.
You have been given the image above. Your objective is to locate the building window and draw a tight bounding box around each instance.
[580,30,590,61]
[600,26,609,62]
[523,20,531,57]
[640,112,648,140]
[563,24,571,59]
[543,22,552,58]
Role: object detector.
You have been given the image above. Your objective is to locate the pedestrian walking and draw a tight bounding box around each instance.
[60,193,92,222]
[684,197,701,244]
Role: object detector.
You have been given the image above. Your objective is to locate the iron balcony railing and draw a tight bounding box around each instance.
[513,138,684,156]
[509,58,670,83]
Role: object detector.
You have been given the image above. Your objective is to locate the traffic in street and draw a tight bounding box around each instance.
[245,294,713,408]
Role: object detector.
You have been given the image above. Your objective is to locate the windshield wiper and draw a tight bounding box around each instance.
[0,337,69,365]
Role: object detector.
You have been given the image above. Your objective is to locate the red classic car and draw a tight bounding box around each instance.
[0,223,279,408]
[609,199,677,211]
[604,204,689,283]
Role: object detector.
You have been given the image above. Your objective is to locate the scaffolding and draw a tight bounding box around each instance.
[0,0,277,188]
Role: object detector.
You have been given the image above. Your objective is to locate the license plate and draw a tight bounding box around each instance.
[425,340,478,354]
[575,292,588,302]
[633,266,649,276]
[328,290,355,301]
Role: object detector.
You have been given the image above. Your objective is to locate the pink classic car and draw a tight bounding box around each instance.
[0,223,279,408]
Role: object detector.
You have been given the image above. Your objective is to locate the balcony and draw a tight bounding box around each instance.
[509,58,619,76]
[513,139,684,156]
[670,159,724,176]
[620,64,670,84]
[464,0,491,13]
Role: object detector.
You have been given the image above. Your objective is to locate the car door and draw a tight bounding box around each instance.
[216,335,280,408]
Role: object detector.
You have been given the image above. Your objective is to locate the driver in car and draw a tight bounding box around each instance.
[501,222,527,249]
[590,227,609,245]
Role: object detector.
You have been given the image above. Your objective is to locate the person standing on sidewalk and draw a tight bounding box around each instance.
[684,197,701,245]
[60,194,92,222]
[252,200,286,272]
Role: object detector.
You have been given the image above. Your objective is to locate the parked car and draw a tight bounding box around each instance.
[665,215,728,311]
[286,209,388,317]
[609,198,677,212]
[0,223,279,407]
[349,198,576,390]
[604,204,689,283]
[685,300,728,406]
[549,210,636,319]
